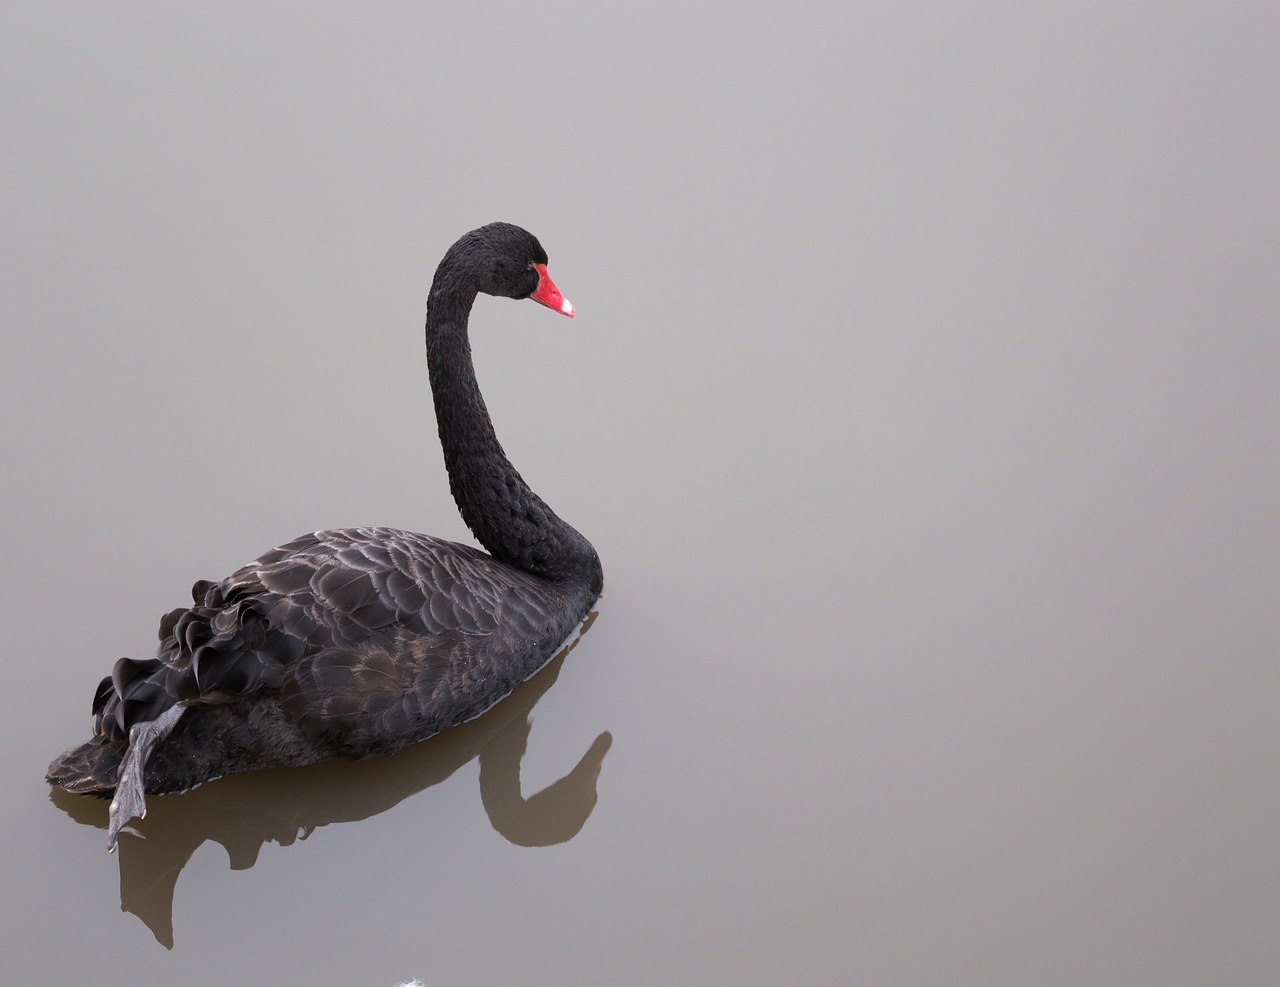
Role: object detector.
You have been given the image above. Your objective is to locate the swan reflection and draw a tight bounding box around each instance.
[49,630,609,948]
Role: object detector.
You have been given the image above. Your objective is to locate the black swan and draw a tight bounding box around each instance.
[46,222,603,850]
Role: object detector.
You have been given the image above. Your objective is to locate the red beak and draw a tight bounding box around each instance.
[529,263,575,317]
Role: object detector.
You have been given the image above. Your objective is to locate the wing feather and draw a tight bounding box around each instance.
[94,527,582,754]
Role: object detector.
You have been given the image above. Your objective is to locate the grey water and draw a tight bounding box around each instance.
[3,4,1278,984]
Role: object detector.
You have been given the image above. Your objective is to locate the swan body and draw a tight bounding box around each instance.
[46,223,602,849]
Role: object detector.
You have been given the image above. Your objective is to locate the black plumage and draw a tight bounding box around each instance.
[46,223,603,849]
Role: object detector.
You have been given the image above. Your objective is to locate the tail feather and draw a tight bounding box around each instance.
[46,734,125,796]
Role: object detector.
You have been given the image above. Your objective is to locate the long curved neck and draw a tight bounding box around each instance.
[425,276,601,592]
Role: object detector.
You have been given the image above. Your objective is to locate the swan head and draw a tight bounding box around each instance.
[441,222,574,317]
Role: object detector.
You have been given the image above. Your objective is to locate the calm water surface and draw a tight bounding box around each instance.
[3,5,1277,985]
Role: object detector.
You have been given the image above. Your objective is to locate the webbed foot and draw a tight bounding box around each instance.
[107,704,183,852]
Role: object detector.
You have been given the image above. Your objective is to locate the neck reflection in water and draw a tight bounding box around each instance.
[47,625,609,949]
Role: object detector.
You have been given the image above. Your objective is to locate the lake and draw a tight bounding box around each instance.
[3,4,1277,984]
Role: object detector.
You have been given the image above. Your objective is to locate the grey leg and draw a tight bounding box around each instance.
[107,704,184,852]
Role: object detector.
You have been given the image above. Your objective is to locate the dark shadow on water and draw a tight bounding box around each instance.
[48,615,610,948]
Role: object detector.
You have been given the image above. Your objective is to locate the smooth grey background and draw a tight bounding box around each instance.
[3,3,1277,984]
